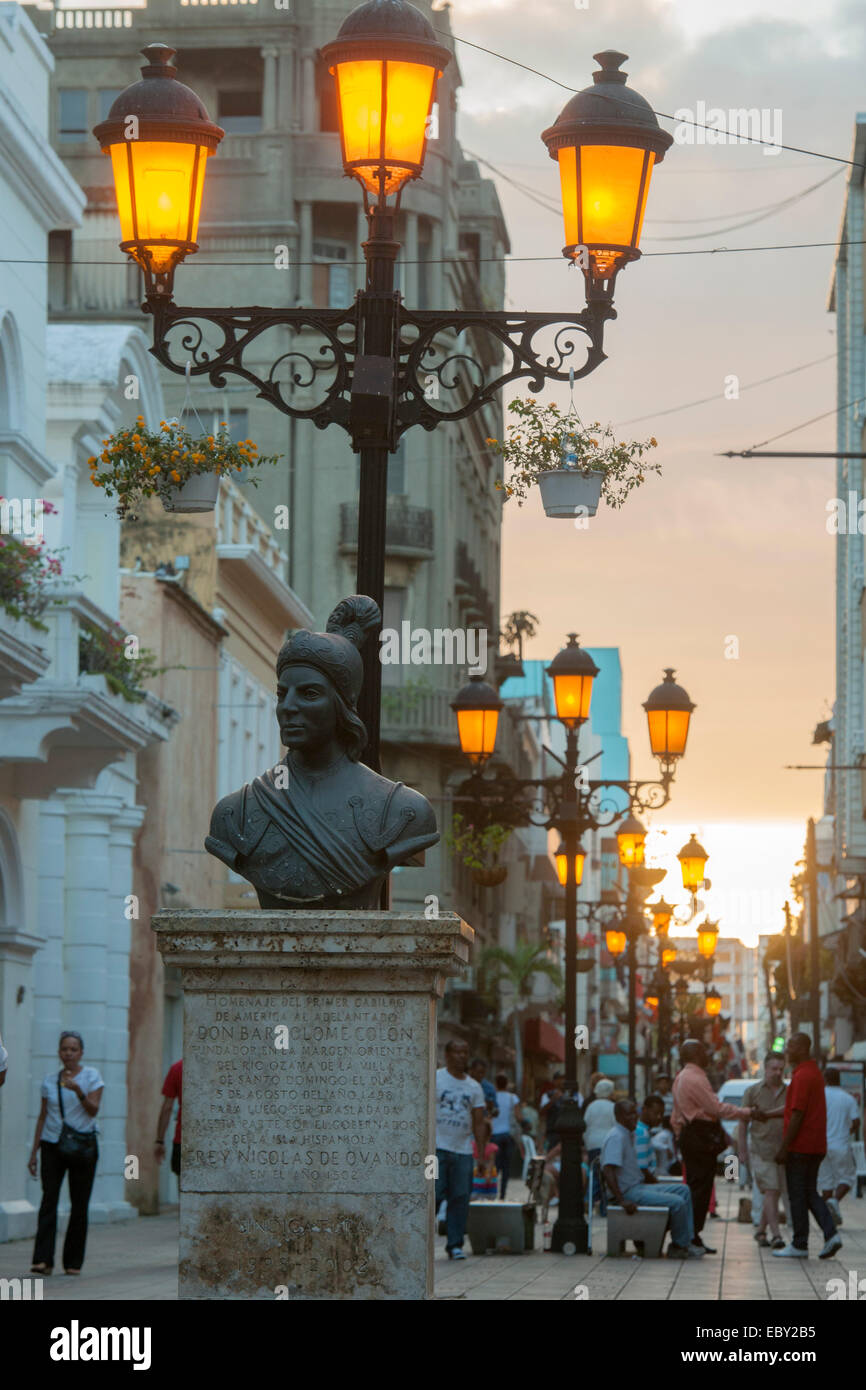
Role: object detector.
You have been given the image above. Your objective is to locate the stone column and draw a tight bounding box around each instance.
[261,47,279,131]
[404,210,419,308]
[298,201,314,306]
[153,909,472,1300]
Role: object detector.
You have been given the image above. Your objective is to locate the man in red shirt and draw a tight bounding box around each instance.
[771,1034,840,1259]
[155,1059,183,1178]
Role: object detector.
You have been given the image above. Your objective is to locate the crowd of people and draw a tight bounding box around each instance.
[2,1023,859,1272]
[435,1032,861,1261]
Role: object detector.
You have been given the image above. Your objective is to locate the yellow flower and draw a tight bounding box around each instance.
[207,435,215,445]
[170,470,181,482]
[161,422,171,432]
[650,437,658,447]
[87,455,97,465]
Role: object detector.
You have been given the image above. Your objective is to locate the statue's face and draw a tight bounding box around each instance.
[276,664,339,752]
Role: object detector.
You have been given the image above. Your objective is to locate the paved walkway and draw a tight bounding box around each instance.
[1,1182,862,1301]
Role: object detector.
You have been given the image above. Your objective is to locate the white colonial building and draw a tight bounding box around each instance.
[0,3,173,1240]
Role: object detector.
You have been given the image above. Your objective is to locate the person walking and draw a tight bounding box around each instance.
[156,1058,183,1178]
[540,1071,580,1150]
[469,1058,498,1116]
[601,1099,702,1259]
[672,1039,754,1253]
[583,1079,617,1215]
[818,1068,859,1227]
[435,1040,487,1259]
[771,1034,841,1259]
[491,1073,522,1200]
[28,1032,103,1276]
[0,1029,7,1087]
[654,1073,674,1122]
[738,1052,787,1249]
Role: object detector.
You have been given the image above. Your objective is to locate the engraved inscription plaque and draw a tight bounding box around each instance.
[184,990,431,1196]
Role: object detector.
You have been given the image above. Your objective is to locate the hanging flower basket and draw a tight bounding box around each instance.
[162,471,222,514]
[487,397,659,521]
[471,864,509,888]
[88,416,281,520]
[537,467,604,519]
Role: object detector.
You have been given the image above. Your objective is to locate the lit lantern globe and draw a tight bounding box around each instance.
[697,920,720,959]
[547,635,599,729]
[645,991,659,1010]
[605,926,627,958]
[644,669,695,766]
[541,50,673,291]
[321,0,451,203]
[649,898,674,936]
[705,987,723,1018]
[677,833,708,893]
[554,841,586,887]
[661,946,677,968]
[616,814,646,868]
[93,45,223,295]
[450,675,502,766]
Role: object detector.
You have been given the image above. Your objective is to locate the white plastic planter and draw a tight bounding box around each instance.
[537,467,604,519]
[162,472,221,514]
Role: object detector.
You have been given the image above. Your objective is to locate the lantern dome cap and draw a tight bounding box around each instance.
[644,668,695,714]
[546,633,600,682]
[93,43,223,150]
[337,0,440,43]
[322,0,451,69]
[542,50,673,161]
[678,833,708,860]
[450,673,503,713]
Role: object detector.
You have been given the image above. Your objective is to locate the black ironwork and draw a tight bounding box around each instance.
[145,296,611,444]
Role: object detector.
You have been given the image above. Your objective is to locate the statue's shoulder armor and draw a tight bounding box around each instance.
[205,783,271,865]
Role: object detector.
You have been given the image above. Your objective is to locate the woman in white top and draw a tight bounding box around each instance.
[583,1078,617,1215]
[28,1031,103,1276]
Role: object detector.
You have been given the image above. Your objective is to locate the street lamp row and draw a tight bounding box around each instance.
[92,2,676,763]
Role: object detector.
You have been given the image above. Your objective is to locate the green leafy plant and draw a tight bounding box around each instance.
[79,620,164,703]
[380,676,434,720]
[486,397,660,509]
[477,940,564,1091]
[445,812,512,871]
[0,503,63,631]
[89,415,281,519]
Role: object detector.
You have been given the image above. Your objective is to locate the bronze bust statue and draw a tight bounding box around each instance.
[205,595,439,908]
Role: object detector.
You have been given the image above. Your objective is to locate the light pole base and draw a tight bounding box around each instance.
[550,1213,589,1255]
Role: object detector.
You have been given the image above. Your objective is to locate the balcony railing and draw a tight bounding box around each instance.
[339,500,434,557]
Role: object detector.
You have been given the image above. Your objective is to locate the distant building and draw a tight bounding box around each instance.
[824,130,866,1053]
[670,935,759,1060]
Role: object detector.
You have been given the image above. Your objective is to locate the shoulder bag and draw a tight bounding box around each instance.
[57,1073,99,1164]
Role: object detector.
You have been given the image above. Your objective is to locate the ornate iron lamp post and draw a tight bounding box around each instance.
[451,643,694,1252]
[94,11,674,767]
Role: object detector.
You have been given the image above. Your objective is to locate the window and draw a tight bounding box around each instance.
[99,89,123,122]
[48,230,72,312]
[313,241,352,309]
[355,440,406,496]
[217,90,262,134]
[59,90,88,143]
[316,62,339,133]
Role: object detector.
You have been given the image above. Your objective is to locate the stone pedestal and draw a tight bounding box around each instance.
[152,910,472,1300]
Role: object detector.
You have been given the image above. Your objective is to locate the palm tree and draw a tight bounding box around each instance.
[478,940,563,1092]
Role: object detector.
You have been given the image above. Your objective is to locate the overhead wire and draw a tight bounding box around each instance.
[434,25,866,169]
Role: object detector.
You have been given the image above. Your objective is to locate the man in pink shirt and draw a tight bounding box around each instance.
[672,1040,756,1251]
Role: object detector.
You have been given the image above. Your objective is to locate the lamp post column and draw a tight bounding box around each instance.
[627,922,638,1098]
[551,725,588,1254]
[355,206,401,774]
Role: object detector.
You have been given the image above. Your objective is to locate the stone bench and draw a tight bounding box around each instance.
[466,1201,534,1254]
[606,1205,670,1257]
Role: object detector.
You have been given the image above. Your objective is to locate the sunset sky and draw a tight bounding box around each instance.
[444,0,857,923]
